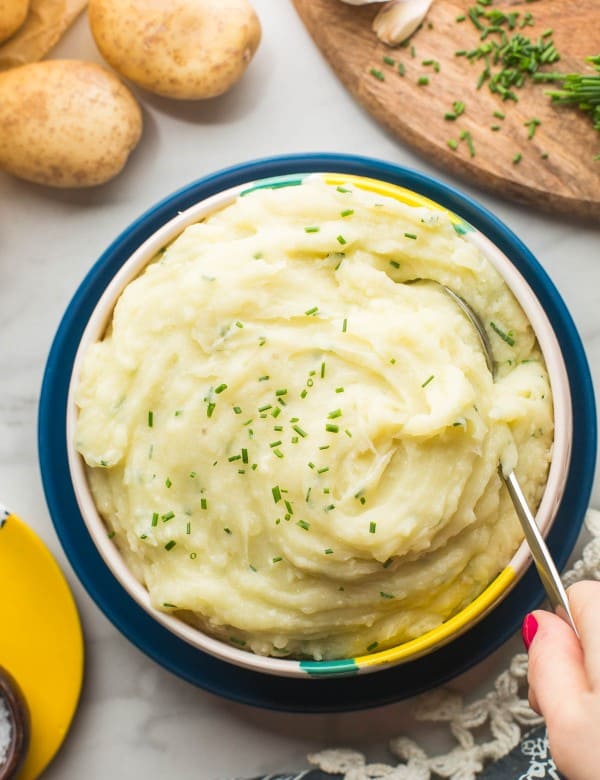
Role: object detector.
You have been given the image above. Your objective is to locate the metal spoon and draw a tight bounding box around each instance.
[411,279,577,633]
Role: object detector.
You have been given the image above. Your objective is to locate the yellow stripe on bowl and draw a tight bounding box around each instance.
[354,566,517,670]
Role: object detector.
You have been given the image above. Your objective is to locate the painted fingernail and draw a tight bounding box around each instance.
[522,613,538,650]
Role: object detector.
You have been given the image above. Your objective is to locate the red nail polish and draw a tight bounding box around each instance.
[522,613,538,650]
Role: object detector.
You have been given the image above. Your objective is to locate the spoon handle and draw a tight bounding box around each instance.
[502,470,579,636]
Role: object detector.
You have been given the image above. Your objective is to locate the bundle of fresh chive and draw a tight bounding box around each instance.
[540,55,600,139]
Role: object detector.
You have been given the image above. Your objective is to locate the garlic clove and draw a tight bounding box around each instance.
[373,0,434,46]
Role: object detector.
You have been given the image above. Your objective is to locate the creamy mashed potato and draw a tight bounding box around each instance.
[75,180,553,660]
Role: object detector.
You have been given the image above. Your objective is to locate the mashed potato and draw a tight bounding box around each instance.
[75,179,553,659]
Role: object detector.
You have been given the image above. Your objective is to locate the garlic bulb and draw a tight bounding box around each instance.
[373,0,434,46]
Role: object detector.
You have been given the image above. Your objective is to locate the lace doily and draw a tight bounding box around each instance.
[309,508,600,780]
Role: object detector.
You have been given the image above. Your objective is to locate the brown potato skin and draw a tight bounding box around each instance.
[0,0,29,44]
[0,60,143,188]
[88,0,261,100]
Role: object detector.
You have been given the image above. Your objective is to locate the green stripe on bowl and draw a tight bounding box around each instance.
[299,658,359,676]
[240,175,307,196]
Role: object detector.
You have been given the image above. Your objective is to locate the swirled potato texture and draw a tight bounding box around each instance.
[75,180,553,659]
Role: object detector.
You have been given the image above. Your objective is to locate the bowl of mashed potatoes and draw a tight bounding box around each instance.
[65,161,580,678]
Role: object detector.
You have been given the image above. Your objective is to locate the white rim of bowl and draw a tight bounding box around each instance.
[66,173,572,678]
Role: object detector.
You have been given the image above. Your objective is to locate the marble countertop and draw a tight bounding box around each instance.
[1,2,598,777]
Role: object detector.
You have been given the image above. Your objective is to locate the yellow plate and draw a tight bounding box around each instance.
[0,507,83,779]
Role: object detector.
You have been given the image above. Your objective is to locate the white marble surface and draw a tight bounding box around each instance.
[1,2,598,778]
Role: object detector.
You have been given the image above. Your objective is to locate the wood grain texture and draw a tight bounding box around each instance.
[292,0,600,220]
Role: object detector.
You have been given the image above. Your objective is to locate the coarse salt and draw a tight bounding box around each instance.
[0,694,11,767]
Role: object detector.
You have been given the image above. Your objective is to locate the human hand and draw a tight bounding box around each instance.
[523,580,600,780]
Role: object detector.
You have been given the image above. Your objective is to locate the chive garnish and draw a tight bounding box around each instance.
[273,449,284,459]
[201,498,207,510]
[490,321,515,346]
[235,321,244,328]
[319,445,330,451]
[422,374,435,388]
[140,534,148,540]
[297,520,310,531]
[336,235,347,245]
[151,512,158,527]
[345,429,352,437]
[233,406,242,414]
[447,139,459,150]
[328,409,342,419]
[300,389,308,399]
[163,603,178,608]
[308,462,316,470]
[342,318,348,332]
[272,486,282,503]
[325,504,335,512]
[325,423,339,433]
[259,375,270,382]
[340,209,354,218]
[336,185,350,193]
[274,425,283,432]
[380,591,395,599]
[228,454,241,462]
[389,260,400,268]
[418,76,430,86]
[190,552,197,559]
[249,564,257,572]
[321,361,326,378]
[258,404,272,412]
[270,440,282,448]
[324,548,334,555]
[305,487,312,502]
[275,388,288,396]
[224,527,232,534]
[258,336,267,346]
[272,556,283,563]
[165,477,172,488]
[370,68,385,81]
[293,424,308,438]
[317,466,330,474]
[206,402,216,418]
[383,558,393,569]
[215,383,228,394]
[367,641,379,651]
[271,406,282,418]
[241,448,249,464]
[162,511,175,522]
[164,540,176,551]
[460,130,475,157]
[148,410,154,427]
[229,636,246,646]
[186,522,191,535]
[369,521,377,534]
[404,232,417,240]
[335,386,344,393]
[383,55,395,66]
[304,226,320,233]
[107,531,115,539]
[284,500,293,515]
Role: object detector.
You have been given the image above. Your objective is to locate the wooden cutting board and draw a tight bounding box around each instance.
[292,0,600,220]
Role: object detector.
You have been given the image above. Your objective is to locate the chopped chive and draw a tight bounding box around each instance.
[233,406,242,414]
[235,321,244,328]
[325,504,335,512]
[162,511,175,522]
[224,527,232,534]
[229,636,246,646]
[259,375,270,382]
[317,466,330,474]
[417,76,429,86]
[270,440,282,448]
[308,462,316,470]
[148,410,154,427]
[304,226,320,233]
[165,477,172,488]
[397,62,405,76]
[214,383,228,394]
[163,602,178,608]
[525,118,541,139]
[370,68,385,81]
[175,410,183,417]
[237,469,246,474]
[328,409,342,419]
[389,260,400,269]
[258,404,272,412]
[336,235,347,245]
[305,487,312,502]
[335,386,344,393]
[369,521,377,534]
[228,454,241,462]
[206,402,216,418]
[300,388,308,399]
[297,520,310,531]
[491,124,501,131]
[383,55,395,66]
[164,540,176,551]
[107,530,115,539]
[273,449,284,459]
[201,498,207,510]
[324,548,334,555]
[447,139,459,150]
[249,564,257,572]
[367,641,379,651]
[345,429,352,437]
[241,448,249,464]
[271,406,282,418]
[490,321,515,346]
[493,110,505,119]
[272,486,282,503]
[291,436,299,444]
[272,556,283,563]
[258,336,267,346]
[383,558,393,569]
[251,463,258,470]
[513,152,522,164]
[305,306,319,316]
[319,445,330,451]
[275,388,288,397]
[336,185,350,193]
[140,534,148,540]
[360,496,366,505]
[325,423,339,433]
[321,361,326,378]
[380,591,395,599]
[342,318,348,332]
[404,232,417,239]
[292,424,308,438]
[274,425,283,432]
[460,130,475,157]
[186,521,191,535]
[284,499,293,515]
[422,374,435,388]
[340,209,354,218]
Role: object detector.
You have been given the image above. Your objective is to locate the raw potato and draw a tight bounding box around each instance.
[0,0,28,44]
[0,0,29,43]
[0,60,142,187]
[88,0,261,100]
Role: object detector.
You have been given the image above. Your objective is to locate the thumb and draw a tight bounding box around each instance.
[524,610,589,723]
